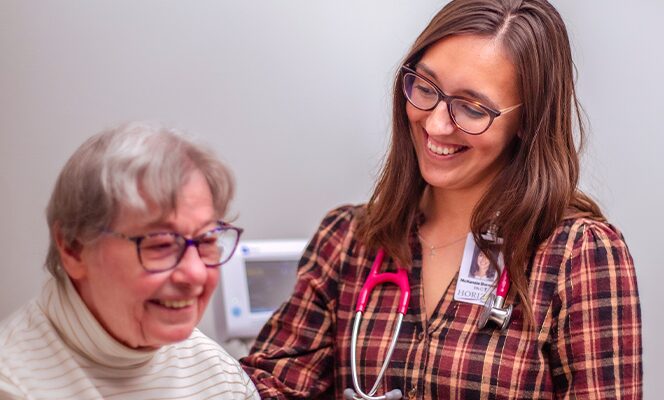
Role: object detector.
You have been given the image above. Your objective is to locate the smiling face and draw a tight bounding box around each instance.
[406,34,521,197]
[477,251,491,274]
[65,169,220,349]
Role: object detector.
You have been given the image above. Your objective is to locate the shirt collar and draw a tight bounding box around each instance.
[38,275,157,368]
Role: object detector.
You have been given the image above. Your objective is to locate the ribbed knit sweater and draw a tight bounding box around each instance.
[0,276,259,400]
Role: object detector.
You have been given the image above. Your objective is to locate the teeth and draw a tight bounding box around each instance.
[158,299,195,309]
[427,139,463,156]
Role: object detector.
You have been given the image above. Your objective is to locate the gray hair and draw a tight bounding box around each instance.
[45,121,235,280]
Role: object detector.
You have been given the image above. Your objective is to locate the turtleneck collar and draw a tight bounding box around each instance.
[38,275,157,368]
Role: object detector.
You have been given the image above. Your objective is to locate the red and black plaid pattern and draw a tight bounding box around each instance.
[240,205,642,399]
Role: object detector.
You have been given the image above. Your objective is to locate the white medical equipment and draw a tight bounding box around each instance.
[214,239,307,340]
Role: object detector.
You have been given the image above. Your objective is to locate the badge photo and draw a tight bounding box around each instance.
[454,234,504,305]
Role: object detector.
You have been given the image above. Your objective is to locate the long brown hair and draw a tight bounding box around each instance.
[358,0,604,322]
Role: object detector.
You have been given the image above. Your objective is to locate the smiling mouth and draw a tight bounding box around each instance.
[426,137,469,156]
[150,299,195,309]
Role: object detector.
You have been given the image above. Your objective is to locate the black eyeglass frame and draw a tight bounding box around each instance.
[401,65,521,135]
[104,221,243,273]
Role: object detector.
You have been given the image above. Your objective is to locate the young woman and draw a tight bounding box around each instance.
[241,1,642,399]
[470,250,496,280]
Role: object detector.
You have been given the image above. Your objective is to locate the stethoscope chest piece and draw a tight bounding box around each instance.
[477,292,513,331]
[476,266,512,331]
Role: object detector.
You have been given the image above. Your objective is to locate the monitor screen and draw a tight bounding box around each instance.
[245,259,298,313]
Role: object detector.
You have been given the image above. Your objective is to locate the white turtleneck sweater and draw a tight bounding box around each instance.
[0,276,259,400]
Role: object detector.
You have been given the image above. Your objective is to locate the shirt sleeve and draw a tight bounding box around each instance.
[240,206,356,400]
[550,220,642,399]
[238,364,261,400]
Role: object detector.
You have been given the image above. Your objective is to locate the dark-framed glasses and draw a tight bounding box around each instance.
[401,65,521,135]
[105,221,243,273]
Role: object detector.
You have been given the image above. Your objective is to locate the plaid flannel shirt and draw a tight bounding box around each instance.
[240,205,642,399]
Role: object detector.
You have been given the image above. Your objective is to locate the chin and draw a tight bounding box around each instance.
[419,169,460,191]
[146,324,197,347]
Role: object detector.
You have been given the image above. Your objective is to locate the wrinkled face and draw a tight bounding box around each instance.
[406,34,521,196]
[72,170,220,348]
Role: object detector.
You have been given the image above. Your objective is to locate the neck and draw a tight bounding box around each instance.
[420,183,489,238]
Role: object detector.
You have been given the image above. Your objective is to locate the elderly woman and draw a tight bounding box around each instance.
[0,123,259,399]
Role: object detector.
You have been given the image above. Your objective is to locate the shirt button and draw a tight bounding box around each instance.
[408,387,417,399]
[417,332,425,341]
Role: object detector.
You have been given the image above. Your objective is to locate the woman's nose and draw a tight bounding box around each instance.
[171,245,208,285]
[424,102,456,136]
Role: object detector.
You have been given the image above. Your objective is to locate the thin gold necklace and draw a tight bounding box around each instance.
[417,232,467,258]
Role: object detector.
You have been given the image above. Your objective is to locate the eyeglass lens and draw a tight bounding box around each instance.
[138,227,240,272]
[402,72,492,134]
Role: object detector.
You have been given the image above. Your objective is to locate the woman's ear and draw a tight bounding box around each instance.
[54,225,87,280]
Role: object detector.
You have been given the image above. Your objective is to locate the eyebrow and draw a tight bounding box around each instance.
[139,218,218,236]
[415,62,499,110]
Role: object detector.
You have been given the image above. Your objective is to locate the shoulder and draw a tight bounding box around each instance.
[167,329,244,368]
[532,217,636,293]
[304,204,365,263]
[545,217,632,266]
[537,217,637,301]
[0,300,57,398]
[154,330,257,398]
[568,217,627,243]
[566,217,636,287]
[288,204,368,302]
[536,217,630,262]
[316,204,364,240]
[0,300,51,355]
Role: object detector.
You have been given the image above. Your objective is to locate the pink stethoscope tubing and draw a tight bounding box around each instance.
[346,247,512,400]
[345,248,410,400]
[354,248,410,314]
[496,267,510,297]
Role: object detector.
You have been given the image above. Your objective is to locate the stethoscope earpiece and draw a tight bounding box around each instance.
[344,388,403,400]
[384,389,404,400]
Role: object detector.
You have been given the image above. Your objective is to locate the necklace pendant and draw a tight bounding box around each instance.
[429,247,436,258]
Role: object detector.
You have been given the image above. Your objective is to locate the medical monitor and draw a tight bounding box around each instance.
[214,239,307,340]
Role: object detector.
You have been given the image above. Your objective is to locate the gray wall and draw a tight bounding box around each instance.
[0,1,661,397]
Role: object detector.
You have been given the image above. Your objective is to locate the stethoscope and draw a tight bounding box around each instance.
[344,246,512,400]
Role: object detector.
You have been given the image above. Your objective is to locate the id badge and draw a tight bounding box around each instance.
[454,233,504,305]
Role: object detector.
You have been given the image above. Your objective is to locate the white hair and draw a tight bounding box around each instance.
[45,121,234,280]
